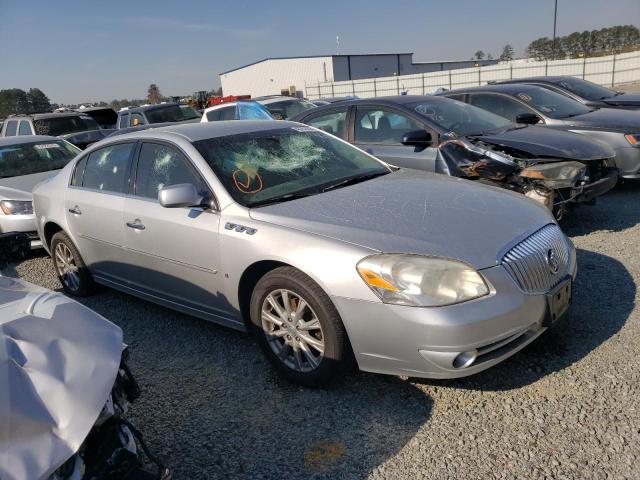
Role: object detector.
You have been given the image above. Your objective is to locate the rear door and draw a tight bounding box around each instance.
[122,141,227,318]
[351,105,438,171]
[65,141,136,284]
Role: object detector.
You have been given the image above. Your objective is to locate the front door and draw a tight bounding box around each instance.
[122,141,227,319]
[65,142,135,283]
[352,106,438,171]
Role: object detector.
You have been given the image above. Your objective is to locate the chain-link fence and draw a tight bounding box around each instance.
[305,50,640,99]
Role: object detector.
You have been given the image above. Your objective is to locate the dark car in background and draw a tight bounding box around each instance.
[437,84,640,179]
[1,112,110,149]
[115,103,201,129]
[77,106,118,129]
[492,76,640,110]
[291,95,617,217]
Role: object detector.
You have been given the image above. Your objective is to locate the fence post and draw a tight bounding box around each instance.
[611,53,617,87]
[396,76,400,95]
[352,81,355,96]
[478,66,481,86]
[448,70,452,89]
[545,60,548,76]
[510,63,513,79]
[374,78,377,97]
[421,73,425,94]
[582,56,586,79]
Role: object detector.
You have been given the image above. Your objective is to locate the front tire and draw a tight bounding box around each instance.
[250,267,350,386]
[51,231,94,296]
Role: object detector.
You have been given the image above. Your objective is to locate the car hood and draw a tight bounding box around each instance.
[562,107,640,132]
[602,93,640,108]
[60,129,109,149]
[474,125,613,160]
[0,171,57,201]
[249,170,554,269]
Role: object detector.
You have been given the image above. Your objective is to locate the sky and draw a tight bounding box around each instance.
[0,0,638,104]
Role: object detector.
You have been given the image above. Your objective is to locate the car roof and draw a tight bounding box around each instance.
[203,102,237,113]
[118,103,181,114]
[105,120,292,143]
[291,95,451,117]
[495,76,573,85]
[0,135,61,147]
[441,84,550,95]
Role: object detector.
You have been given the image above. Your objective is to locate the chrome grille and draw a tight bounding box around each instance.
[501,224,570,294]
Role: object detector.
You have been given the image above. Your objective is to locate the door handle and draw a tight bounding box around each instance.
[68,205,82,215]
[126,219,145,230]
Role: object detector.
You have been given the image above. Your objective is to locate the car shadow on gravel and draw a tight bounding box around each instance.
[411,247,635,392]
[561,180,640,234]
[4,260,432,480]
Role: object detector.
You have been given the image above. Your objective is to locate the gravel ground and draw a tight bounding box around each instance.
[4,182,640,479]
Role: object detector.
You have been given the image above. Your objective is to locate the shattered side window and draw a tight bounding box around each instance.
[194,128,388,207]
[135,143,206,200]
[82,143,133,193]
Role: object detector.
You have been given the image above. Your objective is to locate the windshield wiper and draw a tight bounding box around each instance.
[249,191,318,208]
[321,171,390,193]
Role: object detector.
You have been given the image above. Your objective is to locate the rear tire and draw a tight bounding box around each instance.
[51,231,94,296]
[249,267,350,386]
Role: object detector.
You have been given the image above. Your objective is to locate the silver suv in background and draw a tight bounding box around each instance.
[1,112,109,150]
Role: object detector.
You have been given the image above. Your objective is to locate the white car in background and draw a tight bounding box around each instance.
[201,96,316,122]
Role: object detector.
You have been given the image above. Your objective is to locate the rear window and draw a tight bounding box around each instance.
[144,105,187,124]
[0,140,80,178]
[81,143,134,193]
[5,121,18,136]
[33,115,100,136]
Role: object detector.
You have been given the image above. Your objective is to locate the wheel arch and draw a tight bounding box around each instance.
[43,221,63,249]
[237,260,290,328]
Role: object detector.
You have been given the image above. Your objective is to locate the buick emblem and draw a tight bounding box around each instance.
[546,249,560,274]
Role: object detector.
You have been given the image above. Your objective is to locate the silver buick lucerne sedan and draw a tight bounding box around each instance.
[33,121,576,385]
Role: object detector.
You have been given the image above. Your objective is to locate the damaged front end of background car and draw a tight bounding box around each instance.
[433,135,618,219]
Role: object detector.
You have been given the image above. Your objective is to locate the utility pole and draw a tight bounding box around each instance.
[552,0,558,59]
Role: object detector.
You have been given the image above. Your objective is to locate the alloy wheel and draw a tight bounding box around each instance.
[261,289,325,372]
[54,242,80,292]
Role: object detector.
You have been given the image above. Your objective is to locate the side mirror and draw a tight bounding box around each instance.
[401,130,432,147]
[158,183,204,209]
[515,113,542,125]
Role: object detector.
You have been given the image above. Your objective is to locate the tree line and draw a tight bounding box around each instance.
[526,24,640,61]
[472,24,639,63]
[0,88,51,119]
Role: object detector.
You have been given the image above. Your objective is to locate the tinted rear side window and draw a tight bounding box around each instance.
[206,109,221,121]
[218,107,236,120]
[18,121,32,135]
[82,143,134,193]
[5,121,18,136]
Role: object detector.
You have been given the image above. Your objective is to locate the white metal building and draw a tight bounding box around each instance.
[219,53,498,98]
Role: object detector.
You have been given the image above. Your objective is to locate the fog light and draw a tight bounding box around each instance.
[453,349,478,369]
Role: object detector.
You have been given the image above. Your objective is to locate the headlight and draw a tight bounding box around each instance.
[0,200,33,215]
[625,134,639,146]
[519,161,587,189]
[357,254,489,307]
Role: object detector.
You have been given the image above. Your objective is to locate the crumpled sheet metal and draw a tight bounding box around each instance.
[0,276,123,480]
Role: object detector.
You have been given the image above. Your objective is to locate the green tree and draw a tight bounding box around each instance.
[499,44,515,61]
[0,89,30,118]
[27,88,51,113]
[526,37,554,60]
[473,50,485,60]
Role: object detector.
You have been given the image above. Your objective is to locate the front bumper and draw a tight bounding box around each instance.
[0,214,42,249]
[570,168,618,203]
[333,261,577,379]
